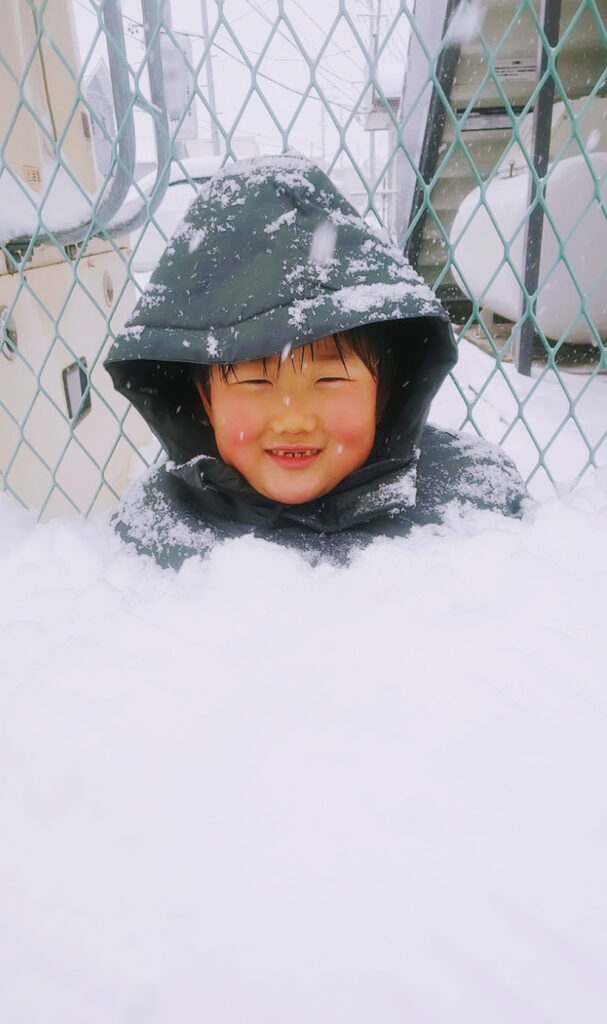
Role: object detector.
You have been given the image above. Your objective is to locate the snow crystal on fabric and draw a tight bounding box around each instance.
[138,283,167,311]
[328,209,365,229]
[120,324,144,340]
[265,209,297,234]
[332,282,436,314]
[448,434,524,510]
[205,155,314,200]
[114,468,215,563]
[354,467,417,518]
[288,280,437,327]
[288,295,322,328]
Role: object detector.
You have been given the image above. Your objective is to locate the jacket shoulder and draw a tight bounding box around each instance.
[111,464,220,568]
[414,425,528,523]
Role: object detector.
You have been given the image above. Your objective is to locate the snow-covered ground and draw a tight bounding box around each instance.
[434,338,607,498]
[1,341,607,1022]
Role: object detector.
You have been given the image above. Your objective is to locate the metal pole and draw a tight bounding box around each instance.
[200,0,220,155]
[369,0,377,188]
[515,0,562,376]
[402,0,460,265]
[160,0,188,159]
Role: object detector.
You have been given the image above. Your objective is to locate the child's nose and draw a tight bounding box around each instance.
[269,396,318,434]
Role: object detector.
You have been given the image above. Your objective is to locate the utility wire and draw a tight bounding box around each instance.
[210,36,359,114]
[290,0,366,75]
[214,42,363,64]
[240,0,365,98]
[76,2,366,120]
[236,0,366,109]
[229,0,275,25]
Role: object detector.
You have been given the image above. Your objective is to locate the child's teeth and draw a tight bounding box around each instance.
[275,450,316,457]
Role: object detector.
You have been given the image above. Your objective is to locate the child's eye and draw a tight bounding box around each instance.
[239,378,272,386]
[316,376,349,384]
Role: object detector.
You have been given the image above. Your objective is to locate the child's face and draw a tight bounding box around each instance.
[198,336,378,504]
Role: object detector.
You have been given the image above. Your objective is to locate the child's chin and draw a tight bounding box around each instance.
[267,488,323,505]
[259,480,329,505]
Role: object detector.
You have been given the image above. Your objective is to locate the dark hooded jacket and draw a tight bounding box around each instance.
[105,154,527,568]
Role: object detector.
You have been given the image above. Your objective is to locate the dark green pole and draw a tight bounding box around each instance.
[516,0,562,376]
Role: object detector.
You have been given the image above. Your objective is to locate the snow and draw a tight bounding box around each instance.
[333,280,436,314]
[187,227,207,253]
[443,0,486,46]
[309,219,337,264]
[586,128,601,152]
[2,304,607,1018]
[2,371,607,1019]
[354,465,417,514]
[0,161,97,243]
[264,208,297,234]
[288,280,437,329]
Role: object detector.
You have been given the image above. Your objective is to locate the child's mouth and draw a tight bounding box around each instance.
[266,447,322,468]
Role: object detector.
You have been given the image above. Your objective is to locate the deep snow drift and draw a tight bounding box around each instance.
[1,462,607,1022]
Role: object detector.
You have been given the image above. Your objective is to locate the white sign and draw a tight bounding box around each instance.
[160,31,198,141]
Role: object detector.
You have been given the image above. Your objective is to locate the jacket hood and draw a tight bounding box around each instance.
[105,154,457,515]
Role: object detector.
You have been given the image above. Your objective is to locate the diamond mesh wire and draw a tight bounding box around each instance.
[1,0,605,517]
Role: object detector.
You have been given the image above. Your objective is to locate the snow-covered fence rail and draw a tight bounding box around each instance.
[0,0,605,518]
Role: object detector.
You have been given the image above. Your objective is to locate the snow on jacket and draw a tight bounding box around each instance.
[105,154,526,568]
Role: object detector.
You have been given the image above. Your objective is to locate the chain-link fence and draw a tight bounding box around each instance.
[1,0,606,518]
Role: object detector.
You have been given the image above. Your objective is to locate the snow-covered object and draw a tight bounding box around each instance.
[0,161,96,243]
[450,152,607,341]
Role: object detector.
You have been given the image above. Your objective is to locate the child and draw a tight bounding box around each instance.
[105,155,526,567]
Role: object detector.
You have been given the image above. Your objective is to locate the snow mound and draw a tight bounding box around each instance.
[1,480,607,1022]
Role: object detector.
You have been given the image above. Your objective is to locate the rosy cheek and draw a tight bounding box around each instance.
[216,398,261,446]
[326,402,373,443]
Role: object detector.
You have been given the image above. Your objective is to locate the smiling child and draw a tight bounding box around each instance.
[195,334,380,505]
[105,155,526,567]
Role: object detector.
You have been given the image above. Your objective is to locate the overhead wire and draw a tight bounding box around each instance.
[78,0,364,110]
[210,37,358,114]
[290,0,368,76]
[239,0,363,108]
[380,0,411,64]
[229,0,275,25]
[75,1,371,125]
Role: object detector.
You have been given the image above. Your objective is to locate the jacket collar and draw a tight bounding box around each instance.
[167,442,418,534]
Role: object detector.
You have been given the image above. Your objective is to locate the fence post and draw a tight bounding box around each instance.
[515,0,562,376]
[402,0,461,268]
